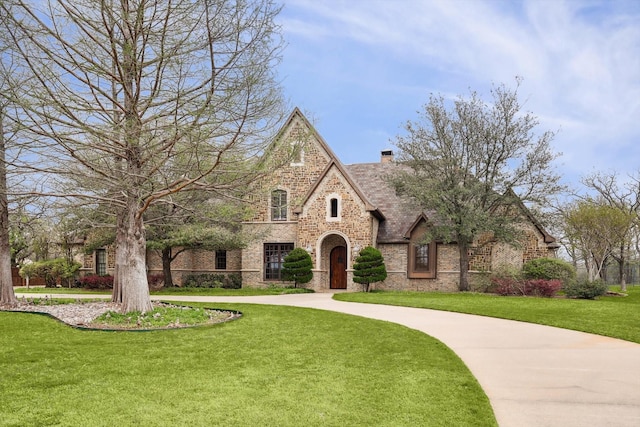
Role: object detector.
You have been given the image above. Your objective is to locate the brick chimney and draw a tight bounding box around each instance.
[380,149,394,163]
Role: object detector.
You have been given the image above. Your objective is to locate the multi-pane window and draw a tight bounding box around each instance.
[414,244,430,271]
[96,249,107,276]
[264,243,294,280]
[271,190,287,221]
[408,241,437,278]
[215,250,227,270]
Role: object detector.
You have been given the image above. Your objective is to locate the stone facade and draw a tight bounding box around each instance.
[80,108,558,292]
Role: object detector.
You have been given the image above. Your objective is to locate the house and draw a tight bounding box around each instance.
[80,108,559,291]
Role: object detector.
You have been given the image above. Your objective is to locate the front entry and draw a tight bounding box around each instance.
[330,246,347,289]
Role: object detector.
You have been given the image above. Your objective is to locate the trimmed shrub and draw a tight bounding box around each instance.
[563,279,608,299]
[522,258,576,285]
[282,248,313,288]
[78,275,114,290]
[353,246,387,292]
[182,273,242,289]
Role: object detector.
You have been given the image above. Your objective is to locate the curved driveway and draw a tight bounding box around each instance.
[155,292,640,427]
[29,291,640,427]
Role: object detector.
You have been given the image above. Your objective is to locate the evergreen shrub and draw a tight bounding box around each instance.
[282,248,313,288]
[77,275,114,289]
[522,257,576,285]
[182,273,242,289]
[563,279,608,299]
[353,246,387,292]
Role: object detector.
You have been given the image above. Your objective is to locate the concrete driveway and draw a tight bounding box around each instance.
[23,291,640,427]
[154,292,640,427]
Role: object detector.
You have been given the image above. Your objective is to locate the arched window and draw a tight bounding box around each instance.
[326,194,341,221]
[330,198,338,218]
[271,190,287,221]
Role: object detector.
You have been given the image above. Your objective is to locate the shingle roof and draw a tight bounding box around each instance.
[345,162,421,243]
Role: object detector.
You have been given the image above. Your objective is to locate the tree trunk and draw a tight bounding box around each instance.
[458,241,471,292]
[0,109,16,305]
[619,243,627,292]
[161,247,174,287]
[119,201,152,313]
[112,214,126,303]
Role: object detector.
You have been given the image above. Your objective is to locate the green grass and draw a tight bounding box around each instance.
[91,304,237,329]
[14,286,313,296]
[335,286,640,343]
[0,303,496,426]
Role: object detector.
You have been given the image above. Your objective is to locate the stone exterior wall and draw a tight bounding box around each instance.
[146,248,242,286]
[241,222,298,288]
[377,242,462,292]
[250,117,332,223]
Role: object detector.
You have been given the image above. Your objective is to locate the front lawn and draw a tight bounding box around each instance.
[0,303,496,426]
[334,286,640,344]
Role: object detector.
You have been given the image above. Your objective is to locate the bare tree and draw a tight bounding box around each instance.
[1,0,285,312]
[0,103,16,304]
[391,80,562,291]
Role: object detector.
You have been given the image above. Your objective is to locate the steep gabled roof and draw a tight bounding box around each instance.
[284,108,384,220]
[293,160,385,220]
[345,162,420,243]
[403,213,433,240]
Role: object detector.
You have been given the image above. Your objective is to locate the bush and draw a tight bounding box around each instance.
[523,279,562,298]
[563,279,608,299]
[282,248,313,288]
[77,275,114,290]
[147,274,164,289]
[522,258,576,285]
[353,246,387,292]
[182,273,242,289]
[490,275,562,298]
[491,275,524,296]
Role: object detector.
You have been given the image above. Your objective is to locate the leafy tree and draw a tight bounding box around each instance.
[564,199,633,282]
[353,246,387,292]
[281,248,313,288]
[20,258,80,288]
[1,0,285,312]
[390,80,561,291]
[581,172,640,291]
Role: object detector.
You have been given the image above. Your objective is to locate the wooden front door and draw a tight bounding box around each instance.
[330,246,347,289]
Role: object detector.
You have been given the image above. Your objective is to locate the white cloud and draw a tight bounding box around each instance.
[280,0,640,183]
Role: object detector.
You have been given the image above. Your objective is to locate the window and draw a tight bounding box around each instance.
[414,244,430,271]
[326,193,341,222]
[264,243,294,280]
[271,190,287,221]
[96,249,107,276]
[408,242,437,278]
[330,198,338,218]
[215,250,227,270]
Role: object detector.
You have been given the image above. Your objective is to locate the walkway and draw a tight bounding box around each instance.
[28,292,640,427]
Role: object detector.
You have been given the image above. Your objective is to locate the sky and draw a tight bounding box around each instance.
[277,0,640,189]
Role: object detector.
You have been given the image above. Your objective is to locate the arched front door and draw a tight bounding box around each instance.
[330,246,347,289]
